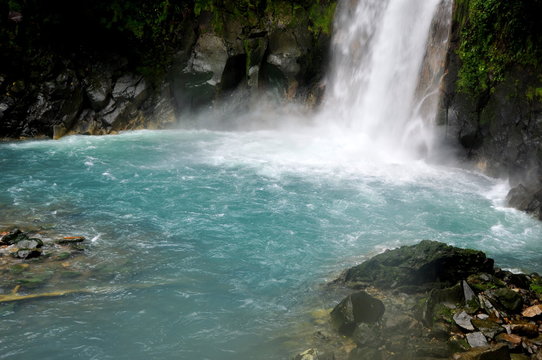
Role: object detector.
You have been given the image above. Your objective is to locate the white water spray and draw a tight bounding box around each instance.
[321,0,452,159]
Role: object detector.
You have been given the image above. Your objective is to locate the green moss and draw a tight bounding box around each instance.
[433,304,455,324]
[456,0,542,98]
[526,86,542,101]
[197,0,336,38]
[308,2,336,35]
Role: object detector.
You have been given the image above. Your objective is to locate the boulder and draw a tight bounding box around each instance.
[466,332,489,348]
[55,236,85,245]
[0,228,25,245]
[336,241,494,291]
[330,291,385,336]
[11,248,42,260]
[471,318,505,340]
[15,238,44,249]
[293,348,318,360]
[509,321,538,337]
[486,288,523,313]
[506,185,542,220]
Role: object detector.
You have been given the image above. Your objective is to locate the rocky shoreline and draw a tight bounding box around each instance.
[3,229,542,359]
[0,228,89,303]
[295,240,542,360]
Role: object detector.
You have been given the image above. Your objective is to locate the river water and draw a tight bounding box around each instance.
[1,128,542,359]
[1,0,542,359]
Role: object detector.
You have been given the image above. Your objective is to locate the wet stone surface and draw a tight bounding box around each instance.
[293,241,542,360]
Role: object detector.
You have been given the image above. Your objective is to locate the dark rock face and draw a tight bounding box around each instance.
[330,291,385,335]
[1,4,333,139]
[438,0,542,220]
[336,240,494,292]
[506,185,542,220]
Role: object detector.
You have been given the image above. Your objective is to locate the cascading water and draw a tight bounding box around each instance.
[322,0,452,159]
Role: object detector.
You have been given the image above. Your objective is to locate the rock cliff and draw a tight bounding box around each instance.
[0,0,335,138]
[438,0,542,219]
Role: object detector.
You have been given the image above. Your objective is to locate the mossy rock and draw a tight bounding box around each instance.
[486,288,523,313]
[336,240,494,292]
[467,273,506,292]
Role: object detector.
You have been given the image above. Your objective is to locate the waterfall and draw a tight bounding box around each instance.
[321,0,452,159]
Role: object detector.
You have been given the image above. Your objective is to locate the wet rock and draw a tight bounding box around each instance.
[293,348,318,360]
[471,318,505,339]
[522,305,542,318]
[351,323,382,348]
[422,283,465,326]
[336,241,494,291]
[454,311,475,331]
[112,75,147,101]
[510,354,530,360]
[347,347,383,360]
[510,322,538,338]
[466,332,489,348]
[15,238,44,249]
[487,288,523,313]
[496,333,523,347]
[495,269,532,290]
[411,339,450,358]
[330,291,385,336]
[449,335,471,353]
[11,248,42,259]
[84,69,112,111]
[452,343,510,360]
[467,273,506,292]
[186,33,229,87]
[0,228,25,245]
[55,236,85,245]
[506,185,542,220]
[463,280,476,303]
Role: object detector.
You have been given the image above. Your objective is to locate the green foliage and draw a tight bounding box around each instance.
[526,86,542,101]
[456,0,542,97]
[0,0,337,83]
[196,0,336,36]
[308,1,336,35]
[531,283,542,294]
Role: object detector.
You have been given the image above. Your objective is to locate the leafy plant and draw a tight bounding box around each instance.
[456,0,542,97]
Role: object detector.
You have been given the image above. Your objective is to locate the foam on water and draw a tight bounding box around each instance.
[1,129,542,359]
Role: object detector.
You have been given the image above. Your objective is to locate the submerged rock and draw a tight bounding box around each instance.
[452,343,510,360]
[55,236,86,245]
[335,240,494,291]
